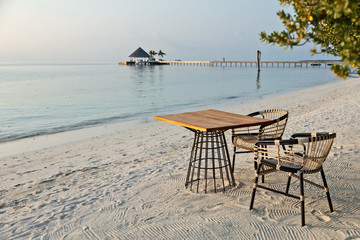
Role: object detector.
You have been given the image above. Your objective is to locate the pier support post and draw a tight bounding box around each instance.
[256,50,261,72]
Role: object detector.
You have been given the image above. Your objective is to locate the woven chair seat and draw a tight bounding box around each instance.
[233,134,258,151]
[261,157,302,173]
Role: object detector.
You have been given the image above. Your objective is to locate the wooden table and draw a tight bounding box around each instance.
[154,109,273,193]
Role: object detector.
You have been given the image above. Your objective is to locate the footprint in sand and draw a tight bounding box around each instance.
[311,210,331,222]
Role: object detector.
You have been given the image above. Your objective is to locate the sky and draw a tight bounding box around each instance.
[0,0,337,63]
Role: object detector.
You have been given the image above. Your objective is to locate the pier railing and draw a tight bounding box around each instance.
[161,60,339,68]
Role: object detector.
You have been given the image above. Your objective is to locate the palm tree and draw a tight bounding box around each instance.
[149,50,157,61]
[158,50,166,59]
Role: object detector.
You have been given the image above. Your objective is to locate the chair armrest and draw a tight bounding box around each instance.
[291,132,330,139]
[247,111,276,123]
[233,132,259,137]
[255,138,298,146]
[247,111,261,117]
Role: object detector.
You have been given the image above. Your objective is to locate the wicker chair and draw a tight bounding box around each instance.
[249,132,336,226]
[231,109,288,173]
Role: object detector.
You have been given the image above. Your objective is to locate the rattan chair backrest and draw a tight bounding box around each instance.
[294,133,336,173]
[258,109,288,140]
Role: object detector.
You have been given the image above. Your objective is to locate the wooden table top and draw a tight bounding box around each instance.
[154,109,274,132]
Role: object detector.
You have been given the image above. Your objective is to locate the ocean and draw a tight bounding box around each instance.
[0,63,340,143]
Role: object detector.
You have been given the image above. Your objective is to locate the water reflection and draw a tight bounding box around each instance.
[127,65,165,104]
[256,71,261,90]
[130,65,164,82]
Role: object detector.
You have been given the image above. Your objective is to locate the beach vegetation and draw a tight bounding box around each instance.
[260,0,359,79]
[158,50,166,60]
[149,50,157,61]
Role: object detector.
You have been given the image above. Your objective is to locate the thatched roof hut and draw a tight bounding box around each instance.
[129,47,150,59]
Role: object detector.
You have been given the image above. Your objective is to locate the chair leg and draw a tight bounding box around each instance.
[320,169,334,212]
[286,173,292,194]
[232,146,236,173]
[250,163,262,210]
[261,175,265,183]
[300,172,305,227]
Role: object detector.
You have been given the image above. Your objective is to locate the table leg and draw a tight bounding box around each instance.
[185,130,235,193]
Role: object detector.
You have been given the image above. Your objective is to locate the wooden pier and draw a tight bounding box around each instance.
[160,60,339,68]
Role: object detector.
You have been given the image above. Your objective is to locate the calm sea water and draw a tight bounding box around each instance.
[0,63,340,143]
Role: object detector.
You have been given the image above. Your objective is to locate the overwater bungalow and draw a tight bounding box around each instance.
[118,47,169,65]
[127,47,150,65]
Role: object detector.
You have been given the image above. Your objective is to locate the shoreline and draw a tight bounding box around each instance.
[1,77,359,239]
[0,117,155,159]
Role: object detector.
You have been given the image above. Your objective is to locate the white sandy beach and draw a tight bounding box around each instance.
[1,78,360,239]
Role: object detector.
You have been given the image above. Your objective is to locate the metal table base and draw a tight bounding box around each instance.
[185,130,236,193]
